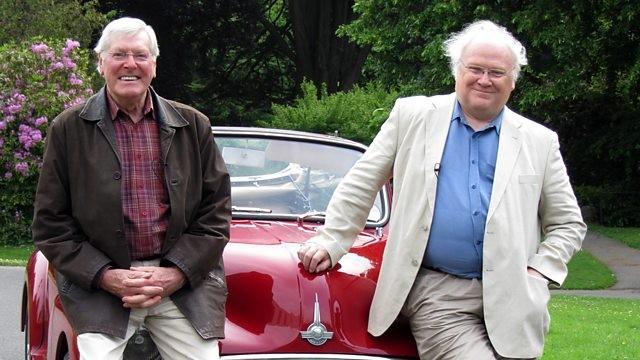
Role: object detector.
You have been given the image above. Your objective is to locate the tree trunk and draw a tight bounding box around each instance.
[289,0,370,93]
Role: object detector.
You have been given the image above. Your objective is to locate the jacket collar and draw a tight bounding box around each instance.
[79,87,189,128]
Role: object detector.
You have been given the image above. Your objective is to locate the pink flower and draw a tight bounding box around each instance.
[64,97,85,109]
[69,74,83,85]
[0,121,6,131]
[63,58,77,70]
[34,116,48,127]
[7,103,22,113]
[14,162,29,176]
[31,130,42,142]
[31,43,49,54]
[4,172,12,180]
[50,62,64,71]
[63,39,80,54]
[18,125,43,149]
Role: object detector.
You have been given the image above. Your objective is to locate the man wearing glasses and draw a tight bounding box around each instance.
[33,17,230,359]
[299,20,585,359]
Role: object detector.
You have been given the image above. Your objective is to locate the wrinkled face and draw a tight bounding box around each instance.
[98,33,156,108]
[455,42,515,123]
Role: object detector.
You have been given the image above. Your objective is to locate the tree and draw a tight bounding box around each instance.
[97,0,372,124]
[288,0,370,93]
[0,0,110,46]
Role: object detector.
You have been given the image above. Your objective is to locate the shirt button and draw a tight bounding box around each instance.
[421,225,429,232]
[411,259,419,267]
[471,184,477,189]
[473,210,479,216]
[471,160,476,164]
[141,211,147,217]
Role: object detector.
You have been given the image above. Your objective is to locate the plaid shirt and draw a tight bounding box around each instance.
[108,91,169,260]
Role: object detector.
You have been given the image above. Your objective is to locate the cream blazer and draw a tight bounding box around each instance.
[308,93,586,358]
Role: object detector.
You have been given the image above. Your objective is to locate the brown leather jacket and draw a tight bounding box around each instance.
[32,87,231,339]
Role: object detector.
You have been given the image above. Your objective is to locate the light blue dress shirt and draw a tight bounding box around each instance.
[422,100,503,278]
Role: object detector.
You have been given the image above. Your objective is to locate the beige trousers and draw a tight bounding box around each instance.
[77,260,219,360]
[401,267,531,360]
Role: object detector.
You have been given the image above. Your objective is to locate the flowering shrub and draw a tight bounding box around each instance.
[0,38,96,245]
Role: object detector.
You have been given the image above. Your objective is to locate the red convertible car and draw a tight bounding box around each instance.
[22,127,418,359]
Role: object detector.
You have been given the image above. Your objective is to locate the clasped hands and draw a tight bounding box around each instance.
[100,266,186,309]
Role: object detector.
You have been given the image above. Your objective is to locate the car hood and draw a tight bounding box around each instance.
[221,220,416,356]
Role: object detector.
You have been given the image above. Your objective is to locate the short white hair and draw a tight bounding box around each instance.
[444,20,527,81]
[94,17,159,70]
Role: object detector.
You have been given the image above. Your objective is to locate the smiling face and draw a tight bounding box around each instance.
[455,42,515,124]
[98,33,156,110]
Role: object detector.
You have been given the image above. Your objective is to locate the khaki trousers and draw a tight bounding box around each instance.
[401,268,531,360]
[77,260,219,360]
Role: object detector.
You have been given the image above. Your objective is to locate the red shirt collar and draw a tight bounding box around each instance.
[105,89,154,121]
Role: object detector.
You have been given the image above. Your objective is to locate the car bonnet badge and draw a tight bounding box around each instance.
[300,293,334,346]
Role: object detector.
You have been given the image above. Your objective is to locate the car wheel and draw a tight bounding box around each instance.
[23,309,29,360]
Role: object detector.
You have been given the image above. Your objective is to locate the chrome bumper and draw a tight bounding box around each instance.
[222,355,413,360]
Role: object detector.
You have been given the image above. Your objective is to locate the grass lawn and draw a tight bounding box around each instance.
[561,250,616,290]
[544,295,640,359]
[589,223,640,250]
[0,245,33,266]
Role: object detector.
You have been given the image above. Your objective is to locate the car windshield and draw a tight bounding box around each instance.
[215,136,386,223]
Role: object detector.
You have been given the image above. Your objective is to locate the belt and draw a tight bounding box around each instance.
[422,266,481,280]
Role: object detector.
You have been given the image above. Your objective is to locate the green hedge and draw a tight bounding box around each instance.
[260,81,399,145]
[575,185,640,227]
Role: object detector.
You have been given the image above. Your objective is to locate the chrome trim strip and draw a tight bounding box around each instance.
[212,126,367,150]
[221,355,410,360]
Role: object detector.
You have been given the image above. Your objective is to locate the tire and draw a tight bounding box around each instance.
[23,310,29,360]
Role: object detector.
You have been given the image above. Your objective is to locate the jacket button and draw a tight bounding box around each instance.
[411,259,419,267]
[113,171,121,180]
[115,230,123,238]
[170,179,179,185]
[421,225,429,232]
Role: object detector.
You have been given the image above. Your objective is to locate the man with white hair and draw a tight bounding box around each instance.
[298,20,586,359]
[33,17,230,359]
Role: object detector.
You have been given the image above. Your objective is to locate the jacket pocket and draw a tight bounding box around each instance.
[525,273,551,334]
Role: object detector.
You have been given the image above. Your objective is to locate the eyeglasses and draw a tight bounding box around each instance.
[107,51,152,63]
[460,61,510,79]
